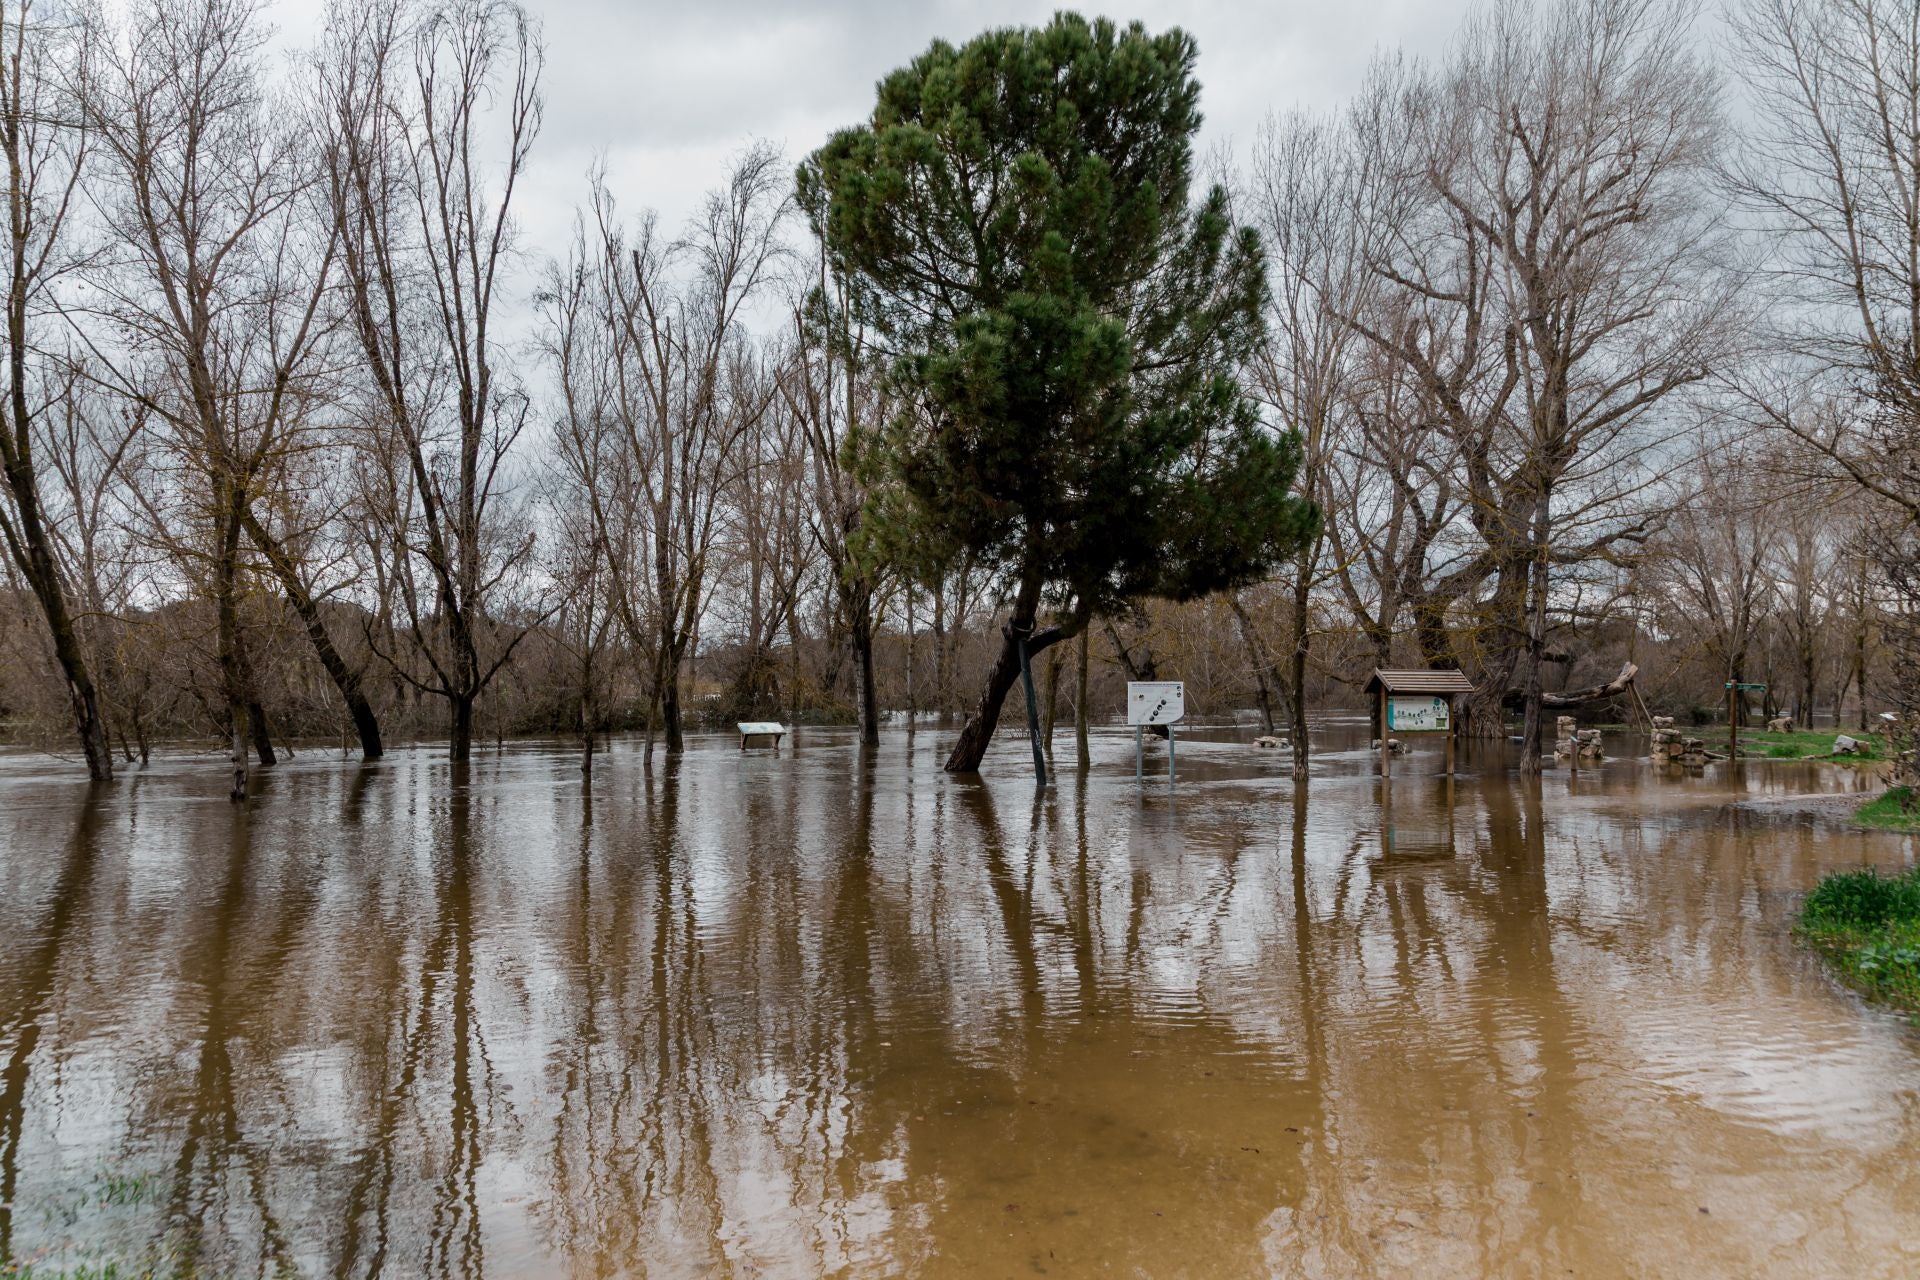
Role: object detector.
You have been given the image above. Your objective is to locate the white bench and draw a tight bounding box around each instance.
[737,721,786,751]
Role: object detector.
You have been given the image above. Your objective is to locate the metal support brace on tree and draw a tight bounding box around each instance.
[1014,621,1047,788]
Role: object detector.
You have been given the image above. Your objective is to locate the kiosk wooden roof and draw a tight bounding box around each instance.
[1365,669,1475,696]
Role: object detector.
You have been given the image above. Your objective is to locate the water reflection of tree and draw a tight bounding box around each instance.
[333,761,498,1280]
[0,791,104,1265]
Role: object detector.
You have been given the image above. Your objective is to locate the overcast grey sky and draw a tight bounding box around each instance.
[278,1,1478,257]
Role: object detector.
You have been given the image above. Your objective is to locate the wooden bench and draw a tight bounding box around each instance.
[737,721,786,751]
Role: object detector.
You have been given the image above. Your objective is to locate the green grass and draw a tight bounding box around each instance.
[1738,728,1885,760]
[1797,862,1920,1015]
[1856,787,1920,833]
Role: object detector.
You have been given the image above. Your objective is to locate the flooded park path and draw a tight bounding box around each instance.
[2,724,1917,1277]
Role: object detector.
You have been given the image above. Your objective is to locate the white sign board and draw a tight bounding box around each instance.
[1387,696,1450,733]
[1127,681,1185,726]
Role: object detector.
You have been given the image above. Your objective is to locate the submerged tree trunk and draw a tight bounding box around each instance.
[1518,491,1551,775]
[1,458,114,781]
[214,499,253,802]
[450,693,475,762]
[852,598,879,748]
[248,701,277,767]
[944,618,1069,774]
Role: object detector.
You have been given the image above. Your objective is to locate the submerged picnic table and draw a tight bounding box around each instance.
[738,722,786,750]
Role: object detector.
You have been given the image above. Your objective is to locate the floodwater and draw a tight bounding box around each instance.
[1,724,1917,1279]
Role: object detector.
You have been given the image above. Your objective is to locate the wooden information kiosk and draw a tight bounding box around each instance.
[1364,669,1474,777]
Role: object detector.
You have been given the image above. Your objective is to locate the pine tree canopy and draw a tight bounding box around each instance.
[798,12,1317,626]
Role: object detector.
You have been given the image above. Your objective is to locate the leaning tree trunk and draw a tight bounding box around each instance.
[1228,593,1278,736]
[1,458,114,781]
[944,616,1068,775]
[241,507,383,758]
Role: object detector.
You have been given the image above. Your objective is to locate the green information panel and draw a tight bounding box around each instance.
[1387,696,1450,733]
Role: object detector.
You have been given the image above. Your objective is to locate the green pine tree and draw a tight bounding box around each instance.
[799,13,1317,773]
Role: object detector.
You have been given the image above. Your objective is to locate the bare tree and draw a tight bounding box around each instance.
[543,150,785,756]
[778,256,886,746]
[322,0,545,761]
[0,0,113,778]
[1348,0,1736,768]
[80,0,337,799]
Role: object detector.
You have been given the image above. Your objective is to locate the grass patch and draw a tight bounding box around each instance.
[1797,863,1920,1015]
[1856,787,1920,833]
[1738,728,1885,760]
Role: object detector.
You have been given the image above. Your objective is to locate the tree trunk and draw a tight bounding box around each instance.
[944,619,1067,774]
[580,681,595,777]
[228,710,248,804]
[662,652,684,754]
[216,507,249,802]
[1229,593,1277,736]
[932,590,950,726]
[241,507,383,758]
[1042,646,1061,762]
[1288,548,1315,780]
[1518,492,1551,774]
[0,457,114,781]
[248,702,277,767]
[853,600,879,748]
[450,693,474,761]
[904,587,918,721]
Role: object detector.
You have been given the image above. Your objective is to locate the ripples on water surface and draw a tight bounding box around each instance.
[1,725,1916,1277]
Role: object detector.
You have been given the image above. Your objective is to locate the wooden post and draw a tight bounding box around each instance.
[1445,694,1456,777]
[1379,686,1391,778]
[1727,683,1736,761]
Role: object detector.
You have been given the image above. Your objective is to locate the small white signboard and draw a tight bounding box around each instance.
[1387,696,1450,733]
[1127,681,1185,726]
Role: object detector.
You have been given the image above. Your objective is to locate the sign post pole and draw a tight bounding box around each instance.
[1727,681,1736,761]
[1135,726,1143,782]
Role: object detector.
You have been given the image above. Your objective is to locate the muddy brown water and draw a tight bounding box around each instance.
[1,723,1916,1278]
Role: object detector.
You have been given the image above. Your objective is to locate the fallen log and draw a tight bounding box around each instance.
[1503,662,1640,709]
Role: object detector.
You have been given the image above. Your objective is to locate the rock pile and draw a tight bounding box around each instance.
[1650,716,1708,765]
[1370,737,1409,755]
[1254,735,1290,750]
[1555,715,1603,762]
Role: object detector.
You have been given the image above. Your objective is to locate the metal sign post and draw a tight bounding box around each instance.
[1127,681,1185,786]
[1725,681,1767,760]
